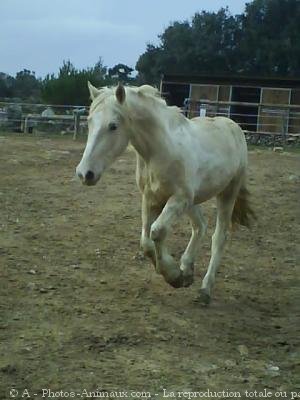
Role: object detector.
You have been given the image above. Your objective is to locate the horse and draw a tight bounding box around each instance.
[76,82,254,304]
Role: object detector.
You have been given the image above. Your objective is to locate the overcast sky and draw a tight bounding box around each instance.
[0,0,248,77]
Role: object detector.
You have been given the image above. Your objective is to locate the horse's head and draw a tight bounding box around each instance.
[76,82,129,186]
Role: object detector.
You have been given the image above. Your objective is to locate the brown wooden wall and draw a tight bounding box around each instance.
[189,85,218,117]
[258,88,290,133]
[289,90,300,134]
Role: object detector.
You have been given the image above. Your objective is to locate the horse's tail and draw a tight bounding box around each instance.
[232,184,256,228]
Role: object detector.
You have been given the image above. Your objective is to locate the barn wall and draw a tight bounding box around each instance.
[218,85,231,101]
[258,88,290,133]
[217,85,231,117]
[161,76,300,135]
[289,90,300,134]
[189,84,218,117]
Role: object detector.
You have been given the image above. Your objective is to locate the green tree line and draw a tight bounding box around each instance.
[0,60,134,105]
[136,0,300,84]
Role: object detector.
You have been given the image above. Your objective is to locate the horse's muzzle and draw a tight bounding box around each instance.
[76,169,101,186]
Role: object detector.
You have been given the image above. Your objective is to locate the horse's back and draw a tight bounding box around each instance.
[191,116,244,138]
[190,116,247,161]
[183,116,248,202]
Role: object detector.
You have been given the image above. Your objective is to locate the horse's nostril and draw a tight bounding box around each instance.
[85,170,94,181]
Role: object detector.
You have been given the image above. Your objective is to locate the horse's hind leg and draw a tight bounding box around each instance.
[199,180,241,304]
[140,193,160,267]
[180,205,207,287]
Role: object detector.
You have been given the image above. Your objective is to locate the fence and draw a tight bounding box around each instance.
[0,100,88,139]
[1,99,300,146]
[185,99,300,146]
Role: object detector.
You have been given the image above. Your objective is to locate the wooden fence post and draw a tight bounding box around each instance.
[73,107,86,140]
[73,113,80,140]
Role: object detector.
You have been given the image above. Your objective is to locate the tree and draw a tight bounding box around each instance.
[0,70,41,100]
[238,0,300,75]
[108,63,134,83]
[41,59,112,105]
[136,8,241,84]
[0,73,14,98]
[13,69,41,99]
[135,44,163,84]
[190,8,242,74]
[136,0,300,83]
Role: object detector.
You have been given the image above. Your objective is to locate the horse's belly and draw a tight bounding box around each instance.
[194,182,229,203]
[193,165,238,203]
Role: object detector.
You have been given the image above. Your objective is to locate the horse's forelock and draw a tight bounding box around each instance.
[89,87,114,113]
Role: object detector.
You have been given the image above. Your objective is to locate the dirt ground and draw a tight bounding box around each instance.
[0,134,299,399]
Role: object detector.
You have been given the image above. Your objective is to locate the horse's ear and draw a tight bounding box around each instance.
[88,81,100,100]
[116,83,126,104]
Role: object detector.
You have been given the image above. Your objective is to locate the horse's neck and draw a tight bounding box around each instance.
[128,106,174,162]
[128,123,156,161]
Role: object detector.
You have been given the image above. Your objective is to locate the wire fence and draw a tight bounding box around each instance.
[1,98,300,146]
[185,99,300,146]
[0,100,88,138]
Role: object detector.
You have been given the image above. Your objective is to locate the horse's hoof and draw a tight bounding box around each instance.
[166,267,195,288]
[196,288,211,305]
[182,273,194,288]
[180,263,194,288]
[167,272,184,288]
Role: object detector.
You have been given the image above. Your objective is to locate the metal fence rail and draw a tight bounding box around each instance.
[185,98,300,146]
[0,100,88,139]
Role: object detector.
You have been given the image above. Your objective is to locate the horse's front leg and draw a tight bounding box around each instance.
[150,194,191,288]
[180,205,207,287]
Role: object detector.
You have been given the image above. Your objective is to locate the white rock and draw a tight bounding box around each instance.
[288,174,299,183]
[266,364,280,376]
[27,282,36,290]
[28,269,36,275]
[268,365,280,371]
[225,359,237,367]
[237,344,249,356]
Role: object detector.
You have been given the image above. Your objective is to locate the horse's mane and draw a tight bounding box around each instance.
[89,87,115,112]
[90,85,185,124]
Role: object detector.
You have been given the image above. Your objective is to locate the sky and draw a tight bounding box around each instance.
[0,0,248,78]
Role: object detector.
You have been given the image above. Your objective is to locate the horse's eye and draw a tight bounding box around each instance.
[108,122,117,131]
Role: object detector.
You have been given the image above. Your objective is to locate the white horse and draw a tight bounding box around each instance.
[76,83,254,303]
